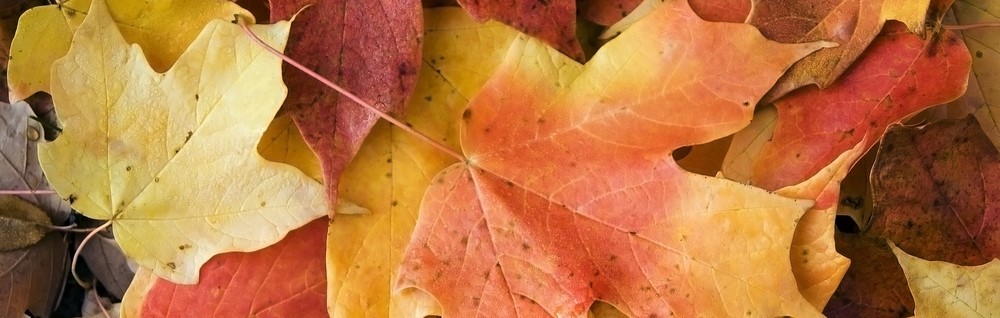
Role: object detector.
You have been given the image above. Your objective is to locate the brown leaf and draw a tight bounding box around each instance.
[0,233,67,318]
[599,0,751,39]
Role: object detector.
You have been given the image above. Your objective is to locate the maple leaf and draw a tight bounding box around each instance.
[37,0,326,283]
[268,0,423,215]
[826,117,1000,317]
[120,218,328,318]
[395,1,832,316]
[890,241,1000,317]
[310,8,521,317]
[454,0,583,61]
[748,0,935,99]
[722,23,971,191]
[6,0,251,102]
[952,0,1000,150]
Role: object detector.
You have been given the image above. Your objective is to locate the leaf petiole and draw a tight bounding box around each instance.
[29,116,64,133]
[91,287,111,318]
[45,223,104,233]
[942,22,1000,31]
[71,220,112,289]
[0,189,57,194]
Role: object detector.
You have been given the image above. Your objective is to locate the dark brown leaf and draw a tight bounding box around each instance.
[0,233,67,318]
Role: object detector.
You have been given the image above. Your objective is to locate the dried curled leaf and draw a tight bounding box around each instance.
[0,195,51,252]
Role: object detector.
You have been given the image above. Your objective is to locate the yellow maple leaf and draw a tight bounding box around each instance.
[890,241,1000,317]
[7,0,250,102]
[38,0,325,283]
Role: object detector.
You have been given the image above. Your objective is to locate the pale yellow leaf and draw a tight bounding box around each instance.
[891,241,1000,317]
[39,0,325,283]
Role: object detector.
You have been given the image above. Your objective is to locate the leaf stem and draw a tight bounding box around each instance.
[0,189,57,194]
[72,220,113,289]
[45,223,103,233]
[92,287,111,318]
[943,22,1000,31]
[29,116,63,133]
[236,18,467,163]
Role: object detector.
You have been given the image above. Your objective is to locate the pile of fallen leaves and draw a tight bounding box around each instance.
[1,0,997,316]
